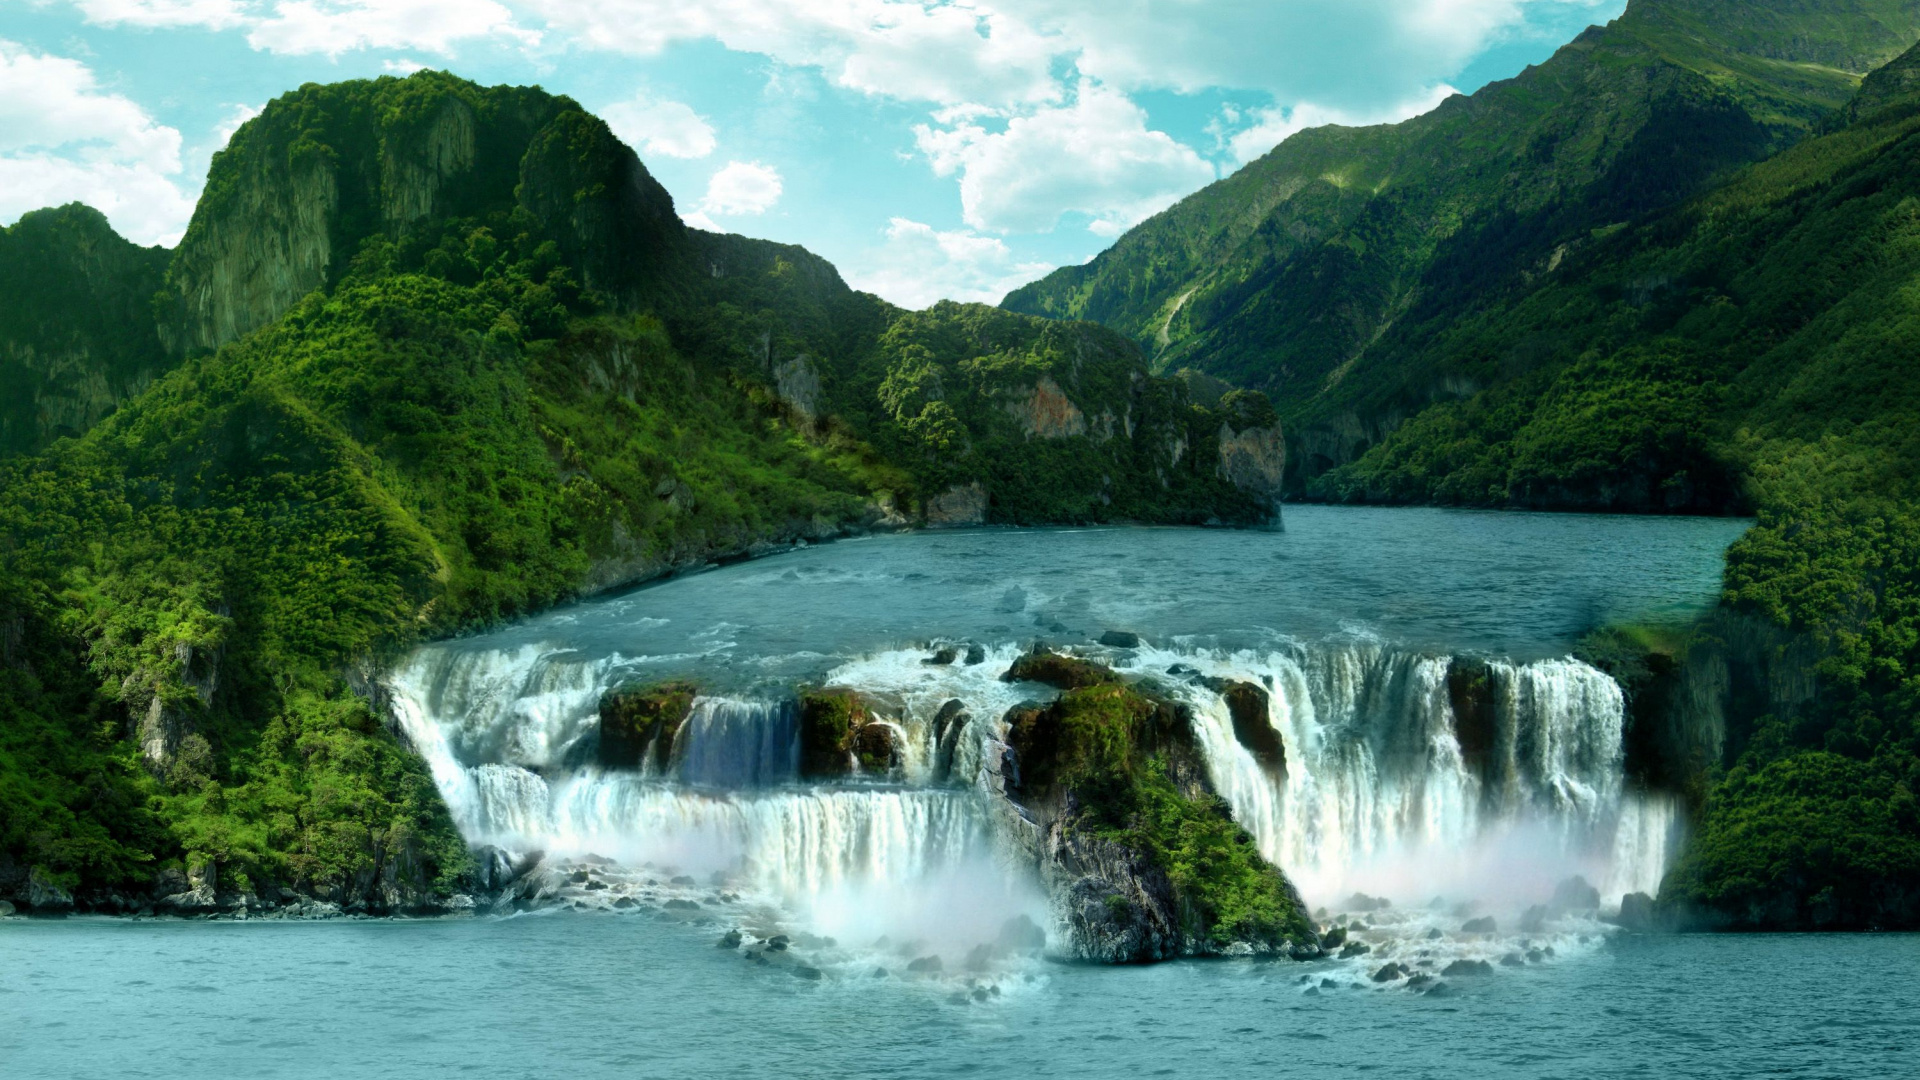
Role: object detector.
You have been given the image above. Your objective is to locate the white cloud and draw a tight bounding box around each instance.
[0,40,194,245]
[383,57,426,74]
[72,0,251,30]
[72,0,541,56]
[697,160,783,217]
[843,216,1055,309]
[602,93,716,160]
[915,81,1214,235]
[247,0,537,57]
[522,0,1061,108]
[521,1,1613,110]
[1226,83,1462,164]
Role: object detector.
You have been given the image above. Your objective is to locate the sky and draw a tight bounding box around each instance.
[0,0,1628,309]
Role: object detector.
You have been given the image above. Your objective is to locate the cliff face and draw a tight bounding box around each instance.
[0,205,170,456]
[158,75,691,355]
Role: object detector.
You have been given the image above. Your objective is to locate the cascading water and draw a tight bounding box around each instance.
[385,645,1047,957]
[1144,641,1682,911]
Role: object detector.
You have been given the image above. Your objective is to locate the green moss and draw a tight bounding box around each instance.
[1009,682,1312,948]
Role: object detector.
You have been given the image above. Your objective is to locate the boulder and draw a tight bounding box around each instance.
[1500,952,1526,968]
[0,900,15,917]
[963,644,987,666]
[718,929,742,948]
[1338,941,1372,959]
[598,681,698,771]
[907,955,943,973]
[1204,678,1284,774]
[924,647,959,666]
[1098,630,1142,649]
[1553,876,1602,912]
[1616,892,1658,932]
[931,699,970,782]
[1001,647,1120,690]
[1371,962,1407,983]
[851,722,902,775]
[1320,926,1347,950]
[25,867,74,912]
[1461,916,1497,933]
[998,914,1048,951]
[798,688,901,778]
[1441,959,1494,977]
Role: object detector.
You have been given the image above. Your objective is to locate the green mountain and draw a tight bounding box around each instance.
[0,73,1286,912]
[0,205,171,457]
[1004,0,1920,478]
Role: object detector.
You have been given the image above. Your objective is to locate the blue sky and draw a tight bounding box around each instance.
[0,0,1627,308]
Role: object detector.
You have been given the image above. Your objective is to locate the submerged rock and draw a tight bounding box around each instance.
[924,646,959,666]
[1338,941,1372,959]
[907,955,943,973]
[1461,916,1497,933]
[963,644,987,666]
[718,929,742,948]
[1002,646,1122,690]
[1371,962,1408,983]
[1441,959,1494,977]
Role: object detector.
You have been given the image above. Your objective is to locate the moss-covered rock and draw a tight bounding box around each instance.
[598,681,698,771]
[797,688,901,778]
[1002,646,1122,691]
[1001,673,1315,961]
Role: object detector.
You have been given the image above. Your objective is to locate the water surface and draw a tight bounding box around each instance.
[2,915,1912,1079]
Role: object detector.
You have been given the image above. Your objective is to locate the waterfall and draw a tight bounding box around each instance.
[385,646,1043,950]
[1151,641,1681,910]
[389,630,1678,948]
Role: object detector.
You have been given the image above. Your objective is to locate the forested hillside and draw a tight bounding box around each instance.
[0,73,1283,912]
[1005,0,1920,478]
[1006,2,1920,929]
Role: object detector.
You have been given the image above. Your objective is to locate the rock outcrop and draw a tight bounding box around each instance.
[797,688,904,778]
[598,681,699,771]
[1214,390,1286,529]
[996,664,1316,961]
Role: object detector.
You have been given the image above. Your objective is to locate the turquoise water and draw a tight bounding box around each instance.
[3,914,1915,1078]
[5,509,1802,1077]
[444,506,1753,692]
